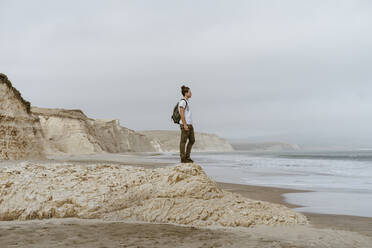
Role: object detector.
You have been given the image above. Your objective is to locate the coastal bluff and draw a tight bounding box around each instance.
[31,107,157,155]
[231,141,300,151]
[138,130,234,152]
[0,73,235,160]
[0,74,45,160]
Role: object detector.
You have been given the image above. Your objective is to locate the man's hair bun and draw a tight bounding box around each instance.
[181,85,190,96]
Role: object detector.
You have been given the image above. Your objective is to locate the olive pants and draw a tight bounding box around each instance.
[179,124,195,160]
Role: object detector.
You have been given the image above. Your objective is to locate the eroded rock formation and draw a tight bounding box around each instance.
[0,74,45,160]
[0,162,308,227]
[31,107,157,154]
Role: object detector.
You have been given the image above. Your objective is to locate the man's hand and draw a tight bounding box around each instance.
[183,124,189,131]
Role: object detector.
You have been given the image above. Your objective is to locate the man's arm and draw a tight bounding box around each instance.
[180,107,189,130]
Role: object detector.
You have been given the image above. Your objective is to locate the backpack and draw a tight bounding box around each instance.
[171,98,188,124]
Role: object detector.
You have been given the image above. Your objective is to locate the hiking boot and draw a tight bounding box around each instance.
[185,158,194,163]
[180,158,189,163]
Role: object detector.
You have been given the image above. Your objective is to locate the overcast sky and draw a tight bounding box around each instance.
[1,0,371,147]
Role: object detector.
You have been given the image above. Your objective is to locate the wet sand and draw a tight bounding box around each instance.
[1,214,370,248]
[218,182,372,238]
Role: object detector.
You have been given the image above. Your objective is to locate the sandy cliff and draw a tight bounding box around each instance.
[138,130,234,152]
[31,107,156,155]
[0,74,45,160]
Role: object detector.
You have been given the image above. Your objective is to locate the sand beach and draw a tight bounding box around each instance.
[0,154,371,248]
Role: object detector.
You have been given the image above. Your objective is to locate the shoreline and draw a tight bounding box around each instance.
[217,182,372,237]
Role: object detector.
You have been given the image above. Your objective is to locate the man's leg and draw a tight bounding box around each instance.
[179,124,188,161]
[185,125,195,159]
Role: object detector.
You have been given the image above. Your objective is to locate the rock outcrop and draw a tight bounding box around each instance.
[31,107,156,155]
[0,74,45,160]
[0,161,308,227]
[138,130,235,152]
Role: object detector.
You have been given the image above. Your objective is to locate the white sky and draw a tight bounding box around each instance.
[1,0,371,147]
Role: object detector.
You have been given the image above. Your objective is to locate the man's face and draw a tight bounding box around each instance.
[187,90,192,98]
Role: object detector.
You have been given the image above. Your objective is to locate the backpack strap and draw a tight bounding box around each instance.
[180,98,188,110]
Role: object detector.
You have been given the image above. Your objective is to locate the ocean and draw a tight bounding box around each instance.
[145,149,372,218]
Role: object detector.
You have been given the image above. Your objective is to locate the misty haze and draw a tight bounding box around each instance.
[1,1,371,149]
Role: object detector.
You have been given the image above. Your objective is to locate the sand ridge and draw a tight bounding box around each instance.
[0,161,308,227]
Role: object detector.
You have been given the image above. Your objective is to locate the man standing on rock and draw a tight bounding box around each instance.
[179,85,195,163]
